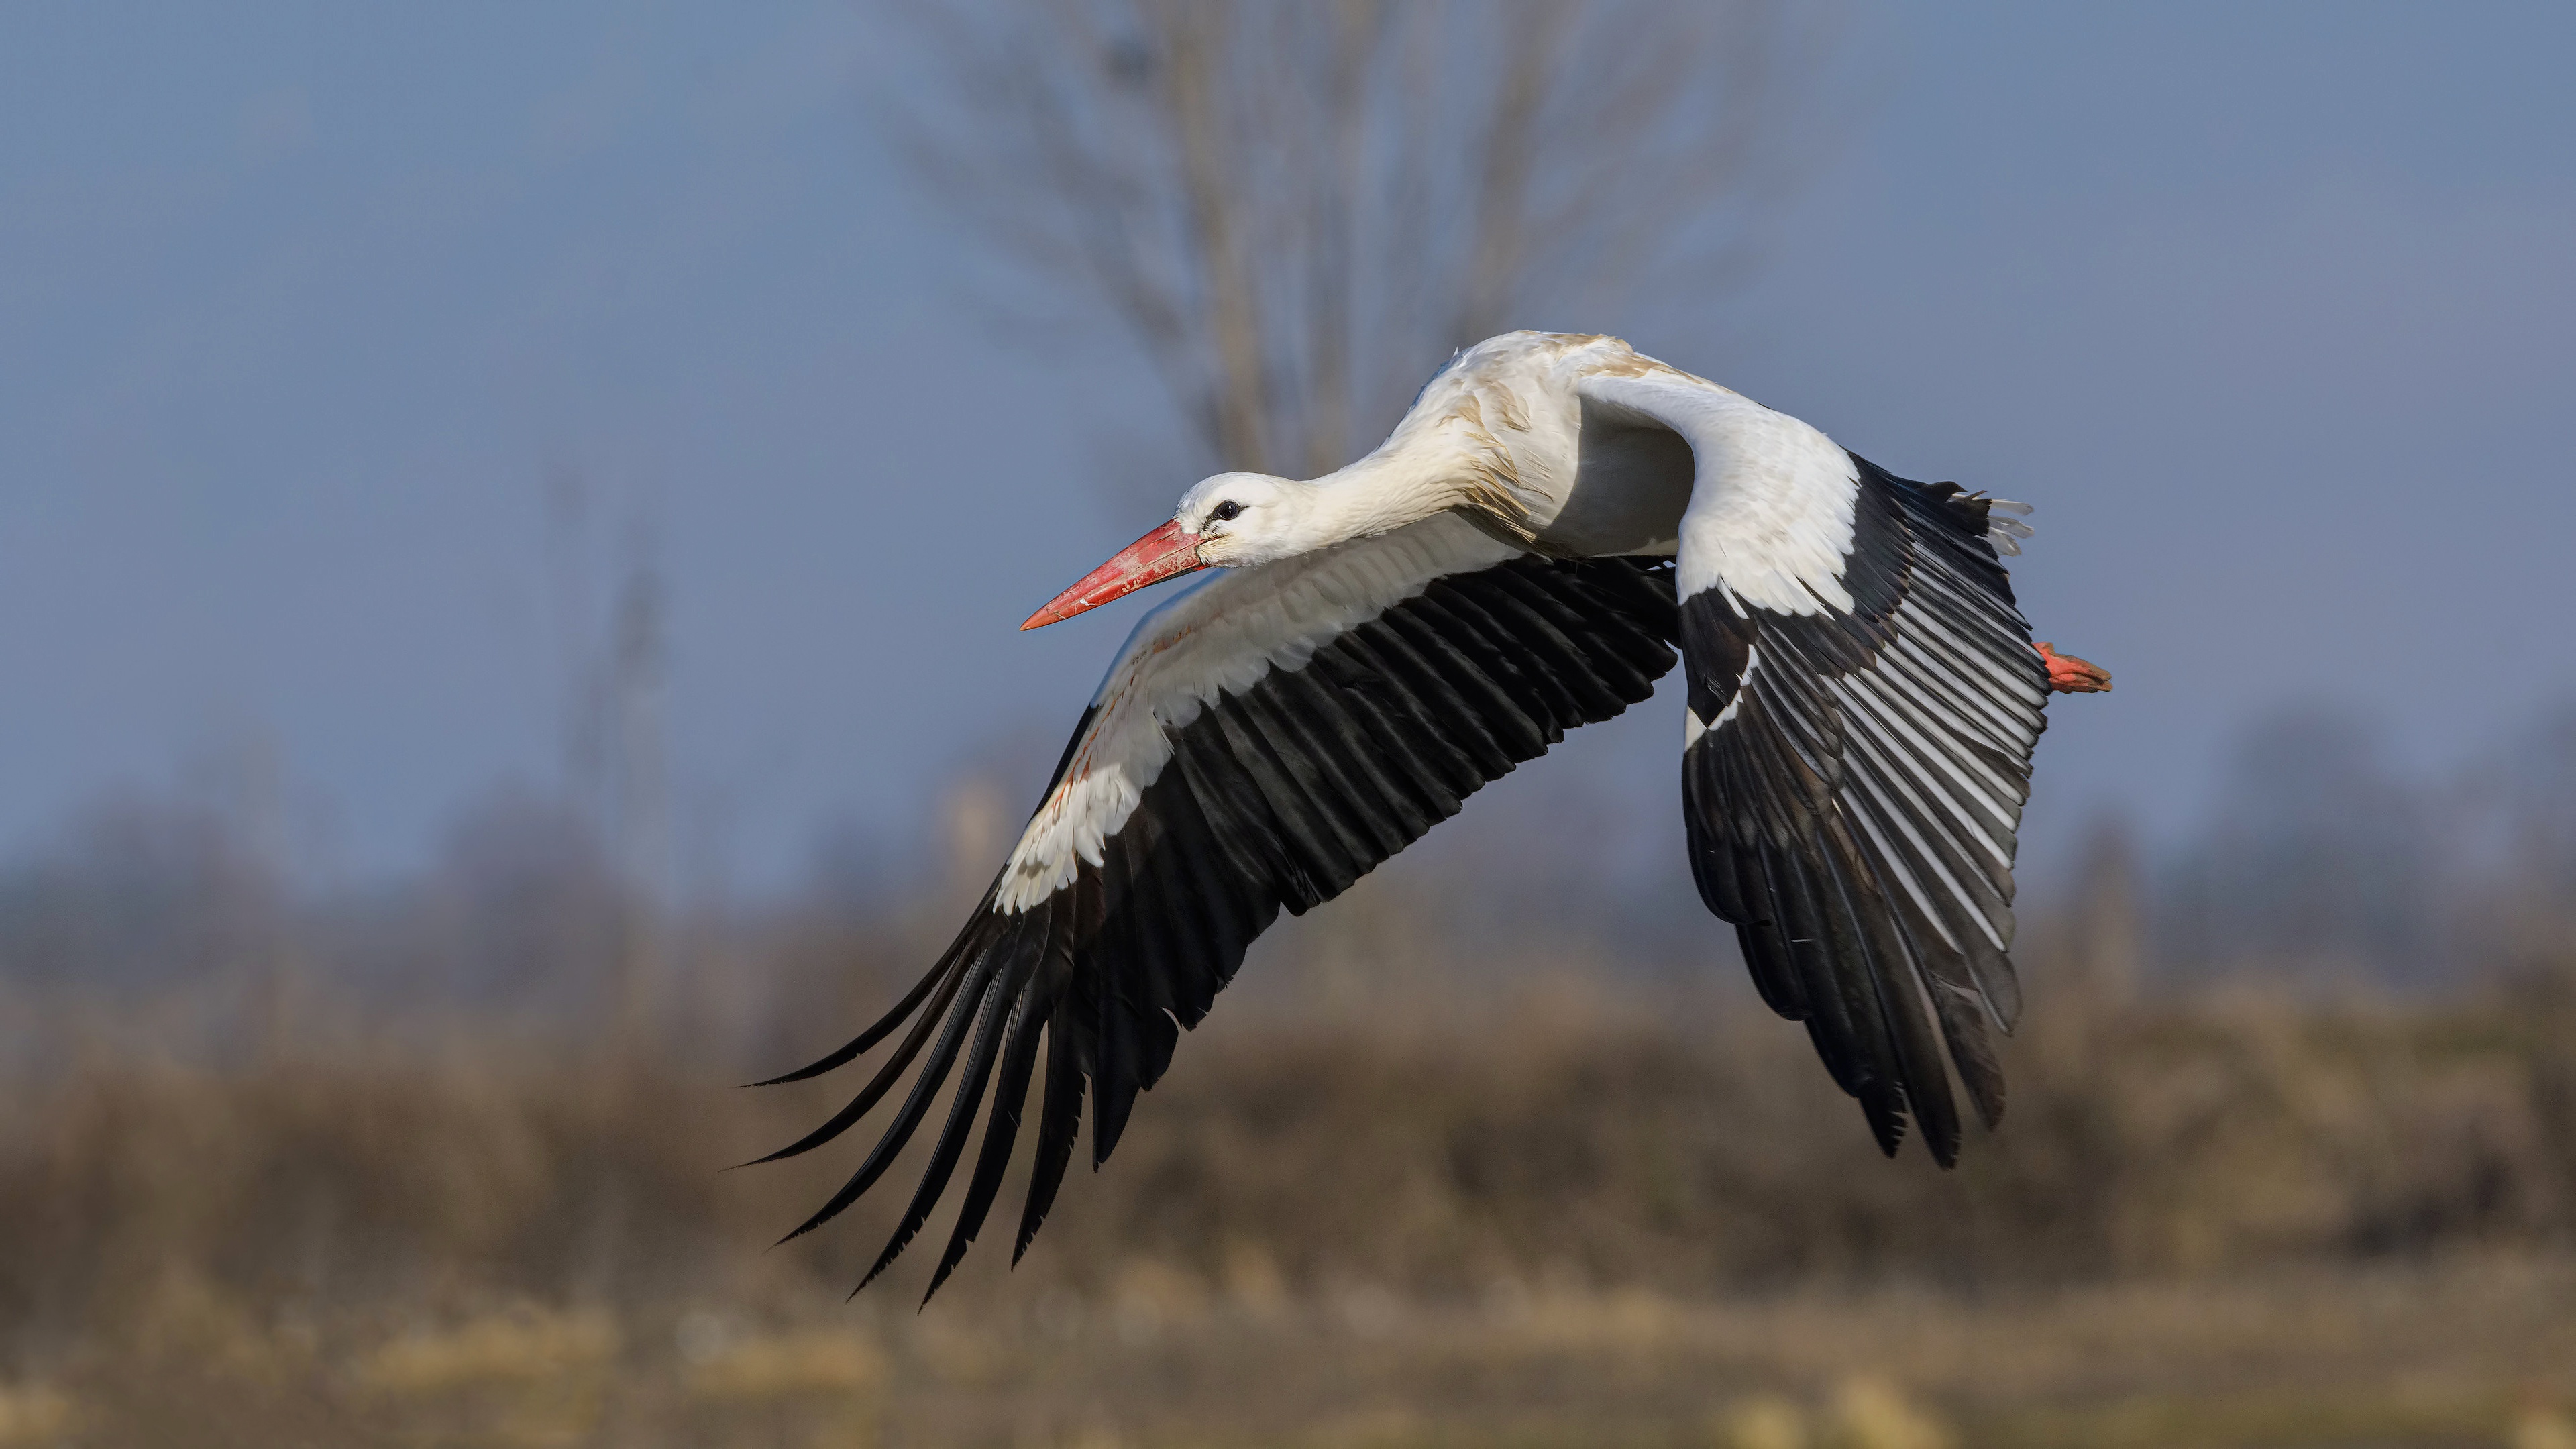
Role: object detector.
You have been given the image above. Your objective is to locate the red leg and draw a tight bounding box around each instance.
[2035,642,2112,694]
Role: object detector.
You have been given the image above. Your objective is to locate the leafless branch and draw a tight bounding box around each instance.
[882,0,1843,486]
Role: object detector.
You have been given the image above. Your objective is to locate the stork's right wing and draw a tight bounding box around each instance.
[756,514,1680,1300]
[1579,369,2051,1166]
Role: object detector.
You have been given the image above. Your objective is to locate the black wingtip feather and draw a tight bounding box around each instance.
[1013,1010,1087,1265]
[923,958,1059,1303]
[745,945,961,1087]
[771,955,1002,1247]
[737,953,977,1165]
[857,926,1051,1299]
[1822,817,1964,1168]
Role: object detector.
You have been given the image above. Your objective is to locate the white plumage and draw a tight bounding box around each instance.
[755,331,2110,1301]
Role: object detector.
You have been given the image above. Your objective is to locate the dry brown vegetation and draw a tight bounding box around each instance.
[3,904,2575,1447]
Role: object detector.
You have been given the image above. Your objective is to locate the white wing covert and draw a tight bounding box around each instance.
[1577,370,2050,1164]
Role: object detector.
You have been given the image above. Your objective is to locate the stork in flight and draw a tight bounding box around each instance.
[756,331,2112,1299]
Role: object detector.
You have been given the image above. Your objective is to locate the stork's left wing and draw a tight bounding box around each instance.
[1578,369,2049,1166]
[756,515,1679,1299]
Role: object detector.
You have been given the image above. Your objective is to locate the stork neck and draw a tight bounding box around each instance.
[1298,449,1472,548]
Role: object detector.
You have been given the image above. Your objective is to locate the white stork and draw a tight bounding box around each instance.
[755,331,2112,1299]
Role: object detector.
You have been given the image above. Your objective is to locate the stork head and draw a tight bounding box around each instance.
[1021,472,1309,629]
[1174,472,1316,567]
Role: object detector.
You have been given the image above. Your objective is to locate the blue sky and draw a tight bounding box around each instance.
[4,2,2571,894]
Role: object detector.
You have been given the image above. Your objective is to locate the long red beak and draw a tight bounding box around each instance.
[1020,520,1207,630]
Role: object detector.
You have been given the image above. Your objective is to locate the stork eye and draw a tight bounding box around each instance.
[1210,500,1243,522]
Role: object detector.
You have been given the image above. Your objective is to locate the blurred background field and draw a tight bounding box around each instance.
[6,1,2576,1445]
[2,753,2575,1446]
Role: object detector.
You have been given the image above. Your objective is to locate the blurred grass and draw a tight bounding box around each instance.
[1,934,2573,1446]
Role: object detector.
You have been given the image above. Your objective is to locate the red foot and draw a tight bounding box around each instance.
[2036,642,2112,694]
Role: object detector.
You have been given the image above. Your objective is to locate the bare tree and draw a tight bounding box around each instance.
[888,0,1839,484]
[541,465,673,1032]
